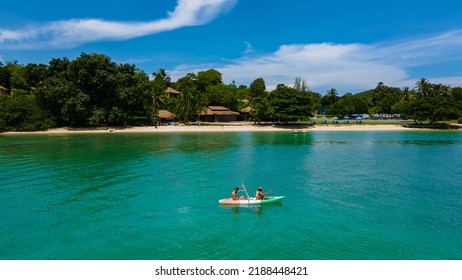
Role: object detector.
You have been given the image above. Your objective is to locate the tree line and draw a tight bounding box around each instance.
[1,52,461,131]
[322,80,462,124]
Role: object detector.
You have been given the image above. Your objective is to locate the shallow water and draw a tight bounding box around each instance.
[1,131,461,259]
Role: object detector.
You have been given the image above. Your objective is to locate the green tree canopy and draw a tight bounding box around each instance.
[249,78,266,98]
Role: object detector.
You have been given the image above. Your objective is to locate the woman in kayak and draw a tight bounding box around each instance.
[232,187,247,200]
[256,187,272,200]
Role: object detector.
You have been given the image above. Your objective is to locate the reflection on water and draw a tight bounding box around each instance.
[220,203,284,216]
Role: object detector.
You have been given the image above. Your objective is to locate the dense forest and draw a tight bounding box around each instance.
[1,52,461,131]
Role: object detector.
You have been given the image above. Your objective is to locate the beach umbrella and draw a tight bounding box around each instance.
[333,116,339,120]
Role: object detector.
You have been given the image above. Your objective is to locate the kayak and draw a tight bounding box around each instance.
[218,196,284,205]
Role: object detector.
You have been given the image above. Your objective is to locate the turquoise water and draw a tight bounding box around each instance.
[1,131,461,260]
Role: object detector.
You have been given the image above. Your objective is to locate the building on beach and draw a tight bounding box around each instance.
[239,106,252,121]
[165,87,181,98]
[0,85,9,95]
[200,106,240,122]
[157,109,177,124]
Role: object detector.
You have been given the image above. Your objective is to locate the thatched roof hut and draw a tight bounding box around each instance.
[165,87,180,97]
[200,106,239,122]
[157,110,176,120]
[0,85,9,95]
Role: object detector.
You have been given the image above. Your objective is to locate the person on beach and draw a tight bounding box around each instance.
[232,187,247,200]
[255,187,271,200]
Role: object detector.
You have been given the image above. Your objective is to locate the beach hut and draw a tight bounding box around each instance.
[200,106,239,122]
[239,106,252,121]
[321,117,328,124]
[310,117,317,124]
[165,87,181,98]
[0,85,9,95]
[332,116,339,124]
[355,116,363,123]
[343,116,350,124]
[157,110,177,124]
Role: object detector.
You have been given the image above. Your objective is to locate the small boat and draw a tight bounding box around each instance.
[218,196,285,205]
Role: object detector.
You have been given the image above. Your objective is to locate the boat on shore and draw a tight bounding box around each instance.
[218,196,284,205]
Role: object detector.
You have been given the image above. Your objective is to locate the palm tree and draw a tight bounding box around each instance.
[151,80,167,126]
[177,90,195,124]
[326,88,338,105]
[433,83,452,98]
[415,78,431,98]
[400,86,416,101]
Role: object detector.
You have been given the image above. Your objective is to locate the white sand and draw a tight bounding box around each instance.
[2,123,420,135]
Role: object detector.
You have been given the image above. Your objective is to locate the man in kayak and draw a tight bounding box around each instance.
[256,187,272,200]
[232,187,247,200]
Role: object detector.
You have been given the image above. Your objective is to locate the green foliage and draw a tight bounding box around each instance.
[268,84,315,123]
[197,69,222,92]
[39,53,152,126]
[2,52,461,131]
[390,81,458,123]
[329,94,369,117]
[249,78,266,98]
[250,94,272,123]
[206,83,239,111]
[0,94,54,131]
[458,117,462,124]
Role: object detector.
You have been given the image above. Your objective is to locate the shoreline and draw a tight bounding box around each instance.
[1,123,448,135]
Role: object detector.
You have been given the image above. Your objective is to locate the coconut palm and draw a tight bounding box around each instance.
[400,86,416,101]
[151,78,168,126]
[415,78,431,98]
[433,83,452,98]
[326,88,338,105]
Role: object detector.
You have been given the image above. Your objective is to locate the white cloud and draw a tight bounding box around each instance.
[243,41,255,54]
[170,30,462,93]
[0,0,236,49]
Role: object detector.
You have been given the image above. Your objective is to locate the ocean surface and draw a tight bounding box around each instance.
[1,130,461,260]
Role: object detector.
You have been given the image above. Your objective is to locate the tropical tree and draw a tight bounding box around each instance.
[206,83,240,111]
[326,88,338,105]
[175,73,207,123]
[250,94,272,124]
[415,78,431,98]
[269,84,313,123]
[151,70,169,125]
[249,78,266,98]
[0,94,54,131]
[197,69,222,93]
[396,79,458,123]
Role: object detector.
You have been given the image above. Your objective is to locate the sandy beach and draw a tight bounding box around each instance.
[2,123,426,135]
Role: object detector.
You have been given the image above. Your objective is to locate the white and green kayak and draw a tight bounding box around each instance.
[218,196,284,205]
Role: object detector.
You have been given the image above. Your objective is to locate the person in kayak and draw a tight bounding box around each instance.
[256,187,272,200]
[232,187,247,200]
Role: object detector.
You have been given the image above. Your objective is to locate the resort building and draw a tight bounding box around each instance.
[239,106,252,121]
[157,109,177,124]
[200,106,240,122]
[0,85,9,95]
[165,87,181,98]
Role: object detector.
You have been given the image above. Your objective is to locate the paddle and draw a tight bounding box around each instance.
[241,182,251,200]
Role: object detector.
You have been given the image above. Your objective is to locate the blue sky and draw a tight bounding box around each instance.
[1,0,462,93]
